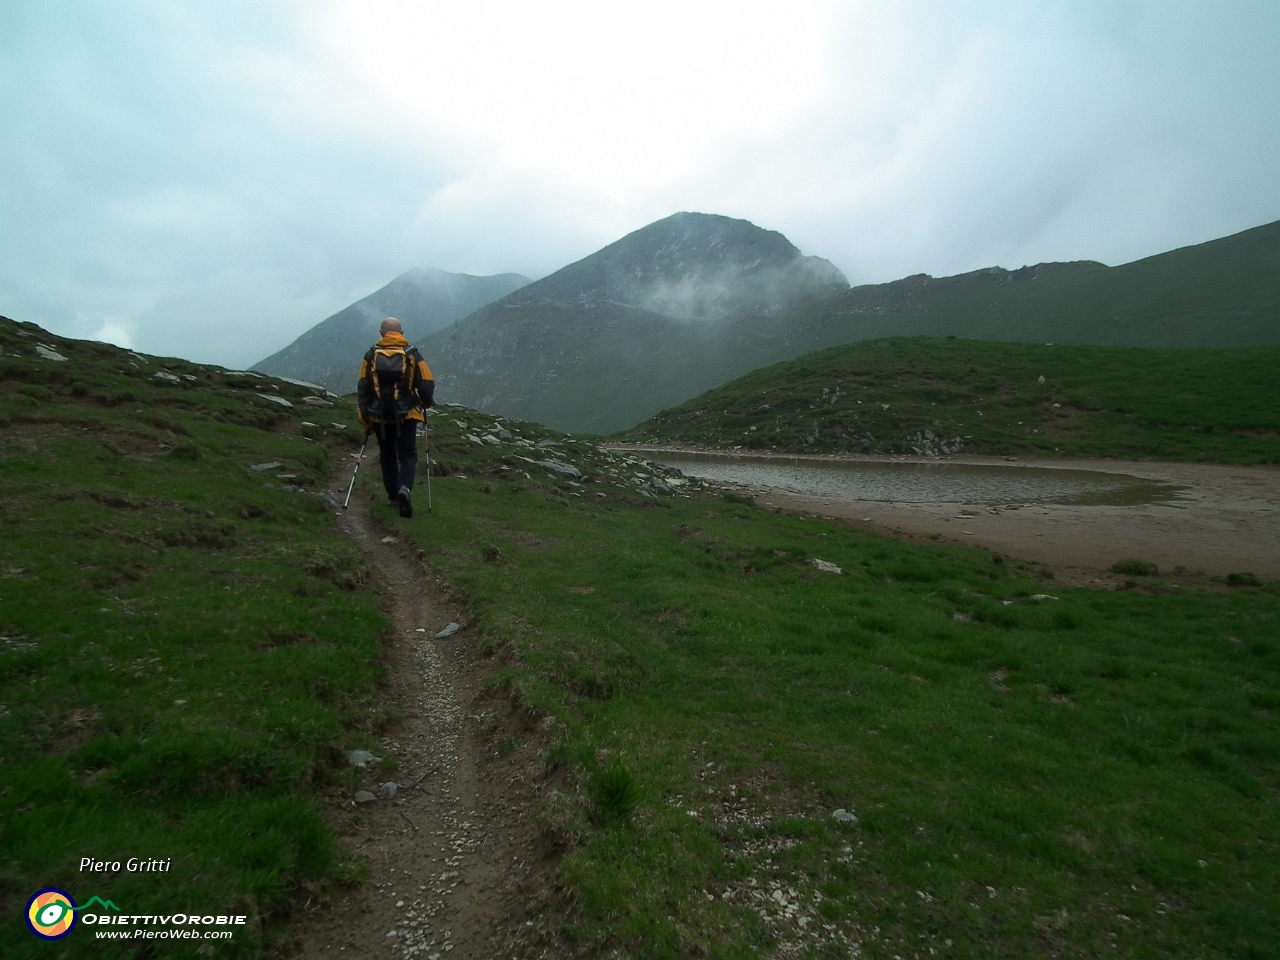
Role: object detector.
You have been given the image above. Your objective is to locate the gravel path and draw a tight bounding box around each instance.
[272,499,560,960]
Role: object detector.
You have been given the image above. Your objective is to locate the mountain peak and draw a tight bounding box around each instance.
[508,211,847,321]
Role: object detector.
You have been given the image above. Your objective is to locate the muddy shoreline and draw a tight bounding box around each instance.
[610,445,1280,584]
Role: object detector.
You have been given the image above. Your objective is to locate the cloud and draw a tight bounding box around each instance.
[1,0,1277,367]
[652,1,1280,282]
[0,1,462,366]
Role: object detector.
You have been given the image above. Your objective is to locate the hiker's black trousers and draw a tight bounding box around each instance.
[375,420,417,498]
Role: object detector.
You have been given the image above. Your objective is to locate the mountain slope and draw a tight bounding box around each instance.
[774,219,1280,351]
[620,336,1280,464]
[255,266,529,394]
[421,212,849,434]
[424,217,1280,436]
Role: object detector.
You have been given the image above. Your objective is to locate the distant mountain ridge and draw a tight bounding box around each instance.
[258,215,1280,435]
[422,212,849,434]
[254,267,528,394]
[775,219,1280,351]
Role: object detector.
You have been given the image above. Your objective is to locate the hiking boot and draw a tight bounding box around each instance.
[397,485,413,519]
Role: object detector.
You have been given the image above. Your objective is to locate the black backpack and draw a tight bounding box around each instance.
[366,344,419,423]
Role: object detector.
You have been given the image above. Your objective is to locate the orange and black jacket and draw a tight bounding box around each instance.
[356,332,435,428]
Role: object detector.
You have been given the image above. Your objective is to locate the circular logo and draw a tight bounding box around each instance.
[26,888,77,940]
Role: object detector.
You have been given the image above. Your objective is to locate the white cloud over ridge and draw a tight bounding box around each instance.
[1,0,1277,367]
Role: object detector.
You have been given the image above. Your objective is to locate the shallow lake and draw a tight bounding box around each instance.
[636,450,1188,506]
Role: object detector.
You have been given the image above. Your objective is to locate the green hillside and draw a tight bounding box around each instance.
[779,218,1280,351]
[620,337,1280,463]
[0,316,384,956]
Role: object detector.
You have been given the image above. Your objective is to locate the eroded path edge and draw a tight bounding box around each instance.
[272,501,560,960]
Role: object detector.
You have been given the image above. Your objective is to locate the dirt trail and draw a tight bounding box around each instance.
[273,502,557,960]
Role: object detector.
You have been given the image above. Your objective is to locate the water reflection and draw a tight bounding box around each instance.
[637,450,1187,506]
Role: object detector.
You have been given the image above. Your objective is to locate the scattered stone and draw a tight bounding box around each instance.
[810,558,842,575]
[1038,375,1046,383]
[381,536,398,544]
[1029,594,1059,601]
[35,344,68,361]
[152,371,181,383]
[256,393,294,407]
[354,790,377,804]
[832,809,858,825]
[379,781,399,800]
[278,376,328,393]
[301,396,333,407]
[300,421,317,427]
[534,459,583,479]
[435,623,460,639]
[347,749,375,767]
[250,462,282,471]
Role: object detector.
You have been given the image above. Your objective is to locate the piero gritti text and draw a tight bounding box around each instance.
[80,857,173,874]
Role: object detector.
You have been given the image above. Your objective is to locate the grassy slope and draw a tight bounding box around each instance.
[6,311,1278,959]
[779,219,1280,350]
[396,413,1279,960]
[0,318,385,958]
[618,337,1280,464]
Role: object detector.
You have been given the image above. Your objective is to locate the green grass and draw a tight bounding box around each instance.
[6,312,1278,959]
[397,411,1280,959]
[619,337,1280,463]
[0,317,386,958]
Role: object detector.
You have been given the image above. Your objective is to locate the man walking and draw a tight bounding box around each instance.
[356,317,435,518]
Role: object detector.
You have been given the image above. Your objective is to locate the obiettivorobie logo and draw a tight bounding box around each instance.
[26,889,120,940]
[27,888,247,942]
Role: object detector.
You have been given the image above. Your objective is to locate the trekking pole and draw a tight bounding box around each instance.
[343,430,371,509]
[424,423,433,512]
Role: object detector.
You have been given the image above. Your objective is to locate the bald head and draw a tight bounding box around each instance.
[380,317,403,335]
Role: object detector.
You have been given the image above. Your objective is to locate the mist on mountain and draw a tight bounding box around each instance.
[254,267,529,393]
[421,212,849,433]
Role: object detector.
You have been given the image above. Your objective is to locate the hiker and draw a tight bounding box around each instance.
[356,317,435,518]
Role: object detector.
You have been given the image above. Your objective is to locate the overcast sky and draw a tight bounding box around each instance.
[3,1,1278,368]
